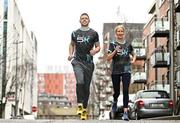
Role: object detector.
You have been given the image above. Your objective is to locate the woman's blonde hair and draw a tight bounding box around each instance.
[114,24,125,33]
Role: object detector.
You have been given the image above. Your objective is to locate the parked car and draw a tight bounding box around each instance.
[129,90,173,120]
[109,94,135,119]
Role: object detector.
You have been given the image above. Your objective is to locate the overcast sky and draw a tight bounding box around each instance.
[17,0,154,73]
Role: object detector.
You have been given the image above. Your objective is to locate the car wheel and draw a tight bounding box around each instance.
[129,110,136,120]
[135,111,140,120]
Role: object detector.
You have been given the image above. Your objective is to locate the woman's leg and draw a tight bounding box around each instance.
[122,73,131,110]
[111,74,121,102]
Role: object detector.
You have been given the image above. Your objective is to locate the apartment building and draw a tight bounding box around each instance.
[0,0,38,119]
[0,0,4,107]
[37,72,77,119]
[175,0,180,92]
[37,73,76,106]
[143,0,180,100]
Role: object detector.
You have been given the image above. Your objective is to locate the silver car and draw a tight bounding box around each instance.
[129,90,173,120]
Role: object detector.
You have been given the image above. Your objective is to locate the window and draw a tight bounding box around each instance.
[4,0,8,19]
[140,91,169,98]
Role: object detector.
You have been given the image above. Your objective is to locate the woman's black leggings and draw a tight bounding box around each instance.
[111,73,131,108]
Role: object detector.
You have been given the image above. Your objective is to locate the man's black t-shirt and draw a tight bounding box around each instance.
[71,28,99,63]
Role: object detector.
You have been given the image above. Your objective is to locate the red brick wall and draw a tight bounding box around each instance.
[44,73,64,95]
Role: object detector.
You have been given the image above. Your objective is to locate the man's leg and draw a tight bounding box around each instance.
[71,60,85,116]
[83,63,94,108]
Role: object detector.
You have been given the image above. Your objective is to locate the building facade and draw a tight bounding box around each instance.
[0,0,38,119]
[143,0,180,103]
[143,0,170,92]
[37,72,77,119]
[143,0,180,112]
[37,72,76,106]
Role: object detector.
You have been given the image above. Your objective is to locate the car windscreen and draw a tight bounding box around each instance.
[139,91,169,98]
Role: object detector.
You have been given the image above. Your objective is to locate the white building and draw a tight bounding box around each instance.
[0,0,37,119]
[0,0,4,105]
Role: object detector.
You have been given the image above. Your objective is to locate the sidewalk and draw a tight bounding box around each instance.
[146,115,180,120]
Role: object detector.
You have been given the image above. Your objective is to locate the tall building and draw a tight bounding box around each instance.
[37,72,77,119]
[174,0,180,93]
[64,73,77,106]
[37,72,76,106]
[0,0,38,119]
[0,0,4,107]
[143,0,180,103]
[143,0,170,92]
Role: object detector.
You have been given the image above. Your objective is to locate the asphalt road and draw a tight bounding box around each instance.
[0,119,180,123]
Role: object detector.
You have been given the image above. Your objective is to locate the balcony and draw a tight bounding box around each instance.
[107,96,113,102]
[176,26,180,49]
[132,38,143,47]
[177,51,180,66]
[105,100,111,106]
[175,0,180,12]
[132,72,147,83]
[151,49,170,67]
[100,103,106,110]
[105,87,112,94]
[134,48,146,60]
[150,18,169,37]
[176,66,180,88]
[100,93,106,100]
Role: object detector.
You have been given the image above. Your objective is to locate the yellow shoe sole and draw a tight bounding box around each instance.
[76,104,83,115]
[80,109,88,120]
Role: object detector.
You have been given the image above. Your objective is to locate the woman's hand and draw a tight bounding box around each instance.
[130,54,136,64]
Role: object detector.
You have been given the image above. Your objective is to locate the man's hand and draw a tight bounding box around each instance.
[68,55,74,61]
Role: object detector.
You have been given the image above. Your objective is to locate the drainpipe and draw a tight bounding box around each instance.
[169,0,175,114]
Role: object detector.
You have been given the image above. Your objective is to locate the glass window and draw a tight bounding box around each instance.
[140,91,169,98]
[4,0,8,19]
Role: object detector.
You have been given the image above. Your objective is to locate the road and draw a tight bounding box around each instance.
[0,119,180,123]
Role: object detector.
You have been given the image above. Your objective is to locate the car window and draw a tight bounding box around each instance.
[139,91,169,98]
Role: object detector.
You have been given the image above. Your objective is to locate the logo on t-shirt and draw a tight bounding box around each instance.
[77,36,83,42]
[116,46,129,56]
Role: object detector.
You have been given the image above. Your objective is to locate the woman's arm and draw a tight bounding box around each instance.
[106,50,117,61]
[130,51,136,63]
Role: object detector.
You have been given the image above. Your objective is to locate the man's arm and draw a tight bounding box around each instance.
[90,42,101,56]
[68,40,75,61]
